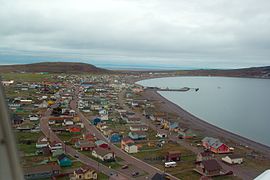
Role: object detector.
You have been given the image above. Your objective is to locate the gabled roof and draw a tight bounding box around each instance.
[57,154,69,161]
[93,147,113,156]
[202,137,224,149]
[201,159,222,171]
[95,140,108,146]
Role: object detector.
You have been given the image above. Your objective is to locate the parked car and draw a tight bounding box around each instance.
[74,154,79,158]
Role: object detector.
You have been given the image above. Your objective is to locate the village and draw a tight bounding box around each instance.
[1,72,270,180]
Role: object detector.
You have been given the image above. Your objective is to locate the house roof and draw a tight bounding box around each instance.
[227,154,243,159]
[93,147,113,156]
[151,173,168,180]
[201,159,222,171]
[95,140,108,146]
[167,151,181,156]
[37,135,48,144]
[74,166,95,175]
[81,141,96,148]
[57,154,69,161]
[202,137,224,149]
[122,137,134,143]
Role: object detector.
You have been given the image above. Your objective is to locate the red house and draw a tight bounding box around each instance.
[202,137,230,154]
[83,132,96,142]
[95,140,109,149]
[166,151,181,161]
[68,126,81,134]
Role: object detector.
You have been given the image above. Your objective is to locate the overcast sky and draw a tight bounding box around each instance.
[0,0,270,69]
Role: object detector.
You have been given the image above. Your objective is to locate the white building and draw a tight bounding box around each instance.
[222,155,243,165]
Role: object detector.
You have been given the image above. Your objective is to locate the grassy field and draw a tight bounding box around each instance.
[1,73,56,82]
[133,142,196,179]
[15,131,42,154]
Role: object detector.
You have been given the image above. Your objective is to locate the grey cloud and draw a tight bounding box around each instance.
[0,0,270,68]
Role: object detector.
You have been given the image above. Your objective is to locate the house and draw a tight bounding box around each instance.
[156,131,168,138]
[222,155,243,165]
[196,151,213,162]
[99,109,107,116]
[83,132,96,141]
[73,166,98,180]
[36,136,49,148]
[29,115,39,121]
[68,126,81,134]
[92,147,115,162]
[166,151,181,161]
[202,137,230,154]
[129,124,149,132]
[124,143,138,154]
[178,128,196,139]
[195,159,222,176]
[57,154,72,167]
[63,120,74,126]
[126,117,141,124]
[95,140,109,149]
[109,133,122,143]
[75,140,96,151]
[24,164,61,180]
[100,114,109,121]
[49,142,63,152]
[41,146,51,156]
[92,118,101,125]
[151,173,170,180]
[121,137,134,150]
[128,131,147,140]
[168,122,179,131]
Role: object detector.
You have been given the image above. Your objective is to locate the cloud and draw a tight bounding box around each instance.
[0,0,270,68]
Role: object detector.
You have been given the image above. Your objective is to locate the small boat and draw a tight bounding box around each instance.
[195,88,199,92]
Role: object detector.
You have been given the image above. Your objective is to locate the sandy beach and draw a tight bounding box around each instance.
[141,88,270,158]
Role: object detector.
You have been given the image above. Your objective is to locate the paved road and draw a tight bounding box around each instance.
[71,87,180,180]
[40,104,129,180]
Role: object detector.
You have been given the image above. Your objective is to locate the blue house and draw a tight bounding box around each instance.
[92,117,101,125]
[110,133,122,143]
[57,154,72,167]
[128,131,147,140]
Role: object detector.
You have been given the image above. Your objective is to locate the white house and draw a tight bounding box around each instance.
[222,155,243,165]
[36,136,49,148]
[129,125,148,132]
[29,115,39,121]
[100,114,109,121]
[156,132,168,138]
[124,143,138,154]
[92,147,115,161]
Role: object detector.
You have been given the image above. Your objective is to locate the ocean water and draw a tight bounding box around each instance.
[138,76,270,146]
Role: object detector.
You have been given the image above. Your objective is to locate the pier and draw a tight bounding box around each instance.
[146,87,199,92]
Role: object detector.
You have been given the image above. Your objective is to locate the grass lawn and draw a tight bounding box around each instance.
[174,170,201,180]
[133,142,196,179]
[98,173,109,180]
[16,131,42,154]
[80,151,122,169]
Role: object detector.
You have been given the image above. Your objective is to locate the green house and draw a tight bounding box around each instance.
[57,154,72,167]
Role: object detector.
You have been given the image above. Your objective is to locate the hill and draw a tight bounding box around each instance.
[0,62,109,73]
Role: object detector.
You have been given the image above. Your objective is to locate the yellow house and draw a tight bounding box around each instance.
[74,167,97,179]
[47,100,55,106]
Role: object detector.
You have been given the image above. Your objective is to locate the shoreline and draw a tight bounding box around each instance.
[141,88,270,158]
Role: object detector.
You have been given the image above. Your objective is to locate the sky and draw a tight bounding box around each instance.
[0,0,270,69]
